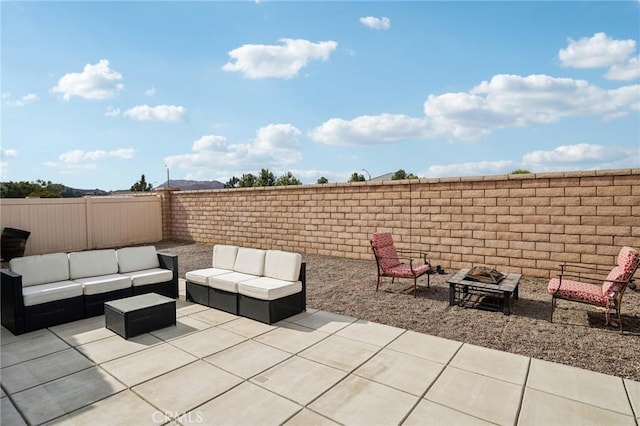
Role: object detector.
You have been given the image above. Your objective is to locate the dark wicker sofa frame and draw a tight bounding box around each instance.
[186,262,306,324]
[1,252,178,335]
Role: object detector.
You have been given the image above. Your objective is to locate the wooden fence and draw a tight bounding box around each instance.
[0,195,162,256]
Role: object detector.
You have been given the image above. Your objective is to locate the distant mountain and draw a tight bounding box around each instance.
[65,187,110,196]
[155,179,224,191]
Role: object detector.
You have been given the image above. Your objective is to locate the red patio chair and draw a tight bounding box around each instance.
[548,246,640,333]
[370,232,432,297]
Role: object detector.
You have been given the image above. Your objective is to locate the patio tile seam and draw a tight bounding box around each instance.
[1,389,30,426]
[202,352,297,383]
[513,355,533,426]
[70,337,164,366]
[447,355,532,386]
[127,379,242,421]
[395,353,454,426]
[1,345,72,370]
[34,388,132,426]
[2,363,97,395]
[522,386,636,418]
[249,328,334,355]
[622,380,639,420]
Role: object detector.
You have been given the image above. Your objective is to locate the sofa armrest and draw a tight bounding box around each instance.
[299,262,306,312]
[157,252,178,280]
[1,268,26,335]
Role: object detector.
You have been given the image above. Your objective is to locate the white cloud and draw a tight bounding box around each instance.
[3,92,39,107]
[222,38,338,79]
[44,147,134,175]
[1,148,18,158]
[123,105,186,122]
[51,59,124,101]
[421,142,639,178]
[145,87,156,96]
[359,16,391,30]
[559,32,639,81]
[521,143,639,171]
[423,161,517,178]
[310,74,638,145]
[105,106,121,117]
[164,124,303,178]
[43,161,98,174]
[309,114,430,145]
[0,148,18,179]
[559,32,636,68]
[605,56,640,81]
[58,148,135,163]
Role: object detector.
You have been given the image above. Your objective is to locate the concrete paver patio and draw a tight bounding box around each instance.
[1,281,639,425]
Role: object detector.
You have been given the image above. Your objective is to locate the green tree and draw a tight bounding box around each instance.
[276,171,302,186]
[348,172,366,183]
[317,176,329,184]
[391,169,419,180]
[256,168,276,187]
[0,180,66,198]
[238,173,257,188]
[130,174,153,192]
[511,169,531,174]
[224,176,240,188]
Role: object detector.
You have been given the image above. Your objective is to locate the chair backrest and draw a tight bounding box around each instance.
[370,232,401,272]
[602,246,640,296]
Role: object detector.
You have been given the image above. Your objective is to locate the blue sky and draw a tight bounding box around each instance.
[2,1,639,191]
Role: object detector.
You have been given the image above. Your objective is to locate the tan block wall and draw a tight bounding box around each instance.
[164,169,640,278]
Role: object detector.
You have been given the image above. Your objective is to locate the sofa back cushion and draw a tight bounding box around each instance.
[116,246,160,273]
[69,249,119,279]
[233,248,266,276]
[213,245,239,270]
[264,250,302,282]
[10,253,70,287]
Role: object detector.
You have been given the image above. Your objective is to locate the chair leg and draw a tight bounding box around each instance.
[550,297,555,322]
[413,276,417,298]
[376,275,381,292]
[616,303,623,334]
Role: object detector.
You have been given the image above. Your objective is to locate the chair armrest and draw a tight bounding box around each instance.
[376,255,427,265]
[395,250,430,263]
[559,263,612,275]
[556,273,601,285]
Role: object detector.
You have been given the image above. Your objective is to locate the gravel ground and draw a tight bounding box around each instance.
[156,240,640,381]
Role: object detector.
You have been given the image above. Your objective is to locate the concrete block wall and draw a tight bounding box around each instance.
[164,169,639,278]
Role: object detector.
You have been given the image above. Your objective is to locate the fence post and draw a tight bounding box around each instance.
[85,197,93,249]
[157,188,179,241]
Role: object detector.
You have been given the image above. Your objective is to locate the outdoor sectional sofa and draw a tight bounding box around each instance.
[1,245,178,335]
[185,245,306,324]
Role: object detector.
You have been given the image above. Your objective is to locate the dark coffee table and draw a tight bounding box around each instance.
[105,293,176,339]
[447,269,522,315]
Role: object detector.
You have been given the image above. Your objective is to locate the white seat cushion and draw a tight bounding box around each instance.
[74,274,131,296]
[122,268,173,287]
[237,277,302,301]
[69,249,119,279]
[212,245,239,270]
[22,281,83,306]
[208,271,256,293]
[186,268,233,285]
[10,253,70,287]
[233,248,266,276]
[116,246,160,273]
[264,250,302,282]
